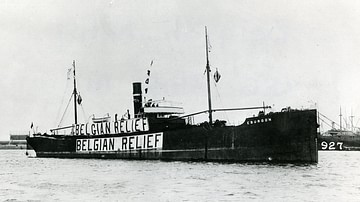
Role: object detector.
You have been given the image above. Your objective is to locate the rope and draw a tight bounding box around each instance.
[54,79,70,126]
[211,70,230,123]
[80,104,87,123]
[318,116,333,128]
[318,112,340,128]
[58,93,74,127]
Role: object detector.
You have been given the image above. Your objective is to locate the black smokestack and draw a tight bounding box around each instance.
[133,82,142,117]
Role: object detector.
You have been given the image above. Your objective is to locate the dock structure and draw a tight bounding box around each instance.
[0,132,29,149]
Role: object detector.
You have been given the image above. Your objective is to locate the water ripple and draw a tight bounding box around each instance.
[0,150,360,201]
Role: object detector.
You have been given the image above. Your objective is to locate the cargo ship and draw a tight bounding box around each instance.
[27,28,318,163]
[317,110,360,151]
[318,129,360,151]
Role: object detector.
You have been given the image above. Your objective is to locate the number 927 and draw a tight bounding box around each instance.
[321,141,343,150]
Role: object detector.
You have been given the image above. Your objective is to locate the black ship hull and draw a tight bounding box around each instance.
[27,109,318,163]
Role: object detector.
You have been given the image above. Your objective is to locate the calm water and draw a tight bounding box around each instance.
[1,150,359,201]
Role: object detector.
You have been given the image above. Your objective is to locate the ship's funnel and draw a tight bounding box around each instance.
[133,82,142,117]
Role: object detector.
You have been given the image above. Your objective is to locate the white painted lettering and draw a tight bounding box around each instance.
[76,133,163,152]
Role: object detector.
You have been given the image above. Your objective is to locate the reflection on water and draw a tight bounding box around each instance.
[1,150,359,201]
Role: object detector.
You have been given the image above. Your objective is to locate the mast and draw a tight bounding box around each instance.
[205,26,213,125]
[73,60,78,125]
[339,106,342,134]
[350,108,354,132]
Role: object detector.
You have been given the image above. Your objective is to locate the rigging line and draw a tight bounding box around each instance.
[212,71,230,123]
[80,104,87,123]
[54,79,71,127]
[58,93,74,127]
[318,117,333,128]
[318,112,340,128]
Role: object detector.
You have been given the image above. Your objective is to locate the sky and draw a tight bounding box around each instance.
[1,0,360,140]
